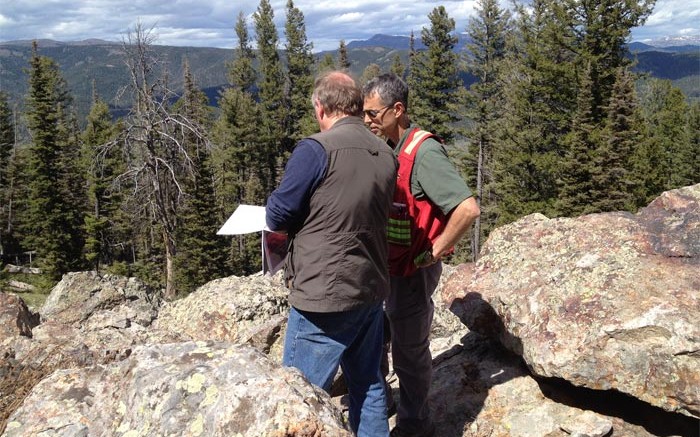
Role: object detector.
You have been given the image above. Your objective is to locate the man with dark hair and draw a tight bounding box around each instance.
[266,70,397,437]
[362,72,480,437]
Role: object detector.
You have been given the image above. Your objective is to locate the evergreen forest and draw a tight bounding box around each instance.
[0,0,698,301]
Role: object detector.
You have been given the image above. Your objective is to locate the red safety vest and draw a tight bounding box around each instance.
[388,128,451,277]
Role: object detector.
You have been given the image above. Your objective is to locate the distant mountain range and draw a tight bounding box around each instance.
[635,35,700,48]
[0,34,697,123]
[344,33,700,52]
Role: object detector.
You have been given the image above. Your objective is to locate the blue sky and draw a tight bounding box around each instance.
[1,0,698,52]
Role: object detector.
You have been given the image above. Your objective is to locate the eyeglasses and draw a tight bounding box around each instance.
[363,104,393,119]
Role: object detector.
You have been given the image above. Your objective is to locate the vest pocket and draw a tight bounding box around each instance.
[388,202,411,246]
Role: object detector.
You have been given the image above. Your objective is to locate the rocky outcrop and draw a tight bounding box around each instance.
[0,272,331,436]
[445,184,700,419]
[3,185,699,436]
[4,342,351,437]
[150,273,289,358]
[424,332,681,437]
[1,273,163,432]
[40,271,161,326]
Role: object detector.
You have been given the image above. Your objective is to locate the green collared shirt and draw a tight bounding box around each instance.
[393,128,473,215]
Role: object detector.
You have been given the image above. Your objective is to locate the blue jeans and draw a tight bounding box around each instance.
[283,303,389,437]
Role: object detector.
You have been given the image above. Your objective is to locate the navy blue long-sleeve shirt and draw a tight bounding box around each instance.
[265,138,327,232]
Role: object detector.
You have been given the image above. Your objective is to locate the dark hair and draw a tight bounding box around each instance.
[312,71,362,117]
[362,73,408,109]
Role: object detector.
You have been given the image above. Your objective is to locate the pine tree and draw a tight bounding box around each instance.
[56,108,87,271]
[0,93,11,188]
[637,78,696,199]
[407,6,461,143]
[360,63,382,86]
[463,0,510,258]
[174,61,228,294]
[566,0,654,123]
[317,53,336,73]
[254,0,288,190]
[408,31,416,71]
[591,67,641,212]
[390,53,406,79]
[212,23,266,275]
[555,63,599,216]
[0,93,14,256]
[1,149,25,260]
[688,101,700,186]
[82,88,122,271]
[490,0,578,225]
[108,24,208,298]
[338,40,351,71]
[23,41,83,278]
[284,0,315,141]
[229,12,257,94]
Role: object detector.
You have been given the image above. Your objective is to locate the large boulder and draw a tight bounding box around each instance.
[8,271,163,373]
[429,333,644,437]
[3,341,351,437]
[151,273,289,359]
[445,184,700,418]
[1,273,162,432]
[40,271,161,327]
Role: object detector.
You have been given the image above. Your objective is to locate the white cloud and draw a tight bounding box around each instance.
[329,12,364,24]
[0,0,697,51]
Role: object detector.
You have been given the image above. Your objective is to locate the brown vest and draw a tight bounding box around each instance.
[285,116,397,312]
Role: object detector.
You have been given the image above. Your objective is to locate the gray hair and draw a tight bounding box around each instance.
[312,70,362,117]
[361,73,408,109]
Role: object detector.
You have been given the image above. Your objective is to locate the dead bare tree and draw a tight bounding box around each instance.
[102,22,208,299]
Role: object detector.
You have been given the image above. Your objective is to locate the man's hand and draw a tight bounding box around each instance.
[414,248,438,268]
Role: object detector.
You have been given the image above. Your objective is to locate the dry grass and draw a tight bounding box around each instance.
[0,355,58,434]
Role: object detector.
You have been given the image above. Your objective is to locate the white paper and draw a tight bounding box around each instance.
[217,204,289,276]
[217,204,268,235]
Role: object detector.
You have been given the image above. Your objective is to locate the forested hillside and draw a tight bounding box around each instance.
[1,35,697,121]
[0,40,234,121]
[0,0,698,302]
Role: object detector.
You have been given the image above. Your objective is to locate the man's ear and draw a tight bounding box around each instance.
[393,101,405,118]
[314,99,324,119]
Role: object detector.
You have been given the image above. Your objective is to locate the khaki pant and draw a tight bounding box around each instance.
[384,262,442,433]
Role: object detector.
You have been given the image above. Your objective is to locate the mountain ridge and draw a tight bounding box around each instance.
[1,34,697,123]
[3,33,699,50]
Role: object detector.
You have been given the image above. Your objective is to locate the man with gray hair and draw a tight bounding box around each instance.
[266,70,398,437]
[362,72,480,437]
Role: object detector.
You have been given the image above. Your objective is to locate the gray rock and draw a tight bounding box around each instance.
[3,342,351,437]
[40,271,161,327]
[150,273,289,361]
[445,184,700,418]
[0,293,38,339]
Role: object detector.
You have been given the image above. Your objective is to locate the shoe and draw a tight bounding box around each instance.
[389,423,436,437]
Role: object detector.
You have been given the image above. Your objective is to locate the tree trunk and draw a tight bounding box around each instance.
[164,230,176,300]
[472,137,484,261]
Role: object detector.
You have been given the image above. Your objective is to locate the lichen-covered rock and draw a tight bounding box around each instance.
[445,184,700,418]
[151,273,289,360]
[3,341,351,437]
[40,271,161,327]
[2,274,160,433]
